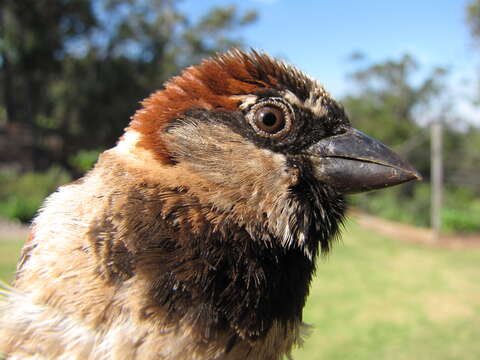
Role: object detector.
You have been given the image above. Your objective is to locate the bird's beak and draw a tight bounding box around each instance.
[306,127,422,194]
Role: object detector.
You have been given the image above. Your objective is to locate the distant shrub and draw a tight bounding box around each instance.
[69,149,102,173]
[0,167,71,223]
[351,183,431,227]
[442,188,480,233]
[352,183,480,233]
[442,208,480,233]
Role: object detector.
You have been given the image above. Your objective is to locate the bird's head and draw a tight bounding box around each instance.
[120,50,420,259]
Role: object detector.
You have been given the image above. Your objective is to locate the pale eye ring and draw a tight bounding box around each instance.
[247,99,293,139]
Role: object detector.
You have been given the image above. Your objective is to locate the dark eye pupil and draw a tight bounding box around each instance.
[253,106,286,135]
[261,112,278,127]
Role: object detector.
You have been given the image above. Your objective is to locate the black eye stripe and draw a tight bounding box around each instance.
[181,92,350,155]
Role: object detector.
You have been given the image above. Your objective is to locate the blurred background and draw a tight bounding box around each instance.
[0,0,479,359]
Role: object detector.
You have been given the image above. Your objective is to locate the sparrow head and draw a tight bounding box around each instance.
[124,49,419,258]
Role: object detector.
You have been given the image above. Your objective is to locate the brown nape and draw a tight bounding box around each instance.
[128,50,313,163]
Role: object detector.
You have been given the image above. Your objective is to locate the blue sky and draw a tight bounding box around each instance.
[181,0,480,124]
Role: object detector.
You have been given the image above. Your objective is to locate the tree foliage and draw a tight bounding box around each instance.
[344,53,480,231]
[342,54,447,179]
[0,0,257,174]
[467,0,480,43]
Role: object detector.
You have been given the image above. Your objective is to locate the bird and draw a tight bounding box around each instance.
[0,50,419,360]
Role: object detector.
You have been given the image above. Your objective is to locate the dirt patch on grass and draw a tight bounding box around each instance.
[423,294,476,322]
[353,211,480,249]
[0,217,29,242]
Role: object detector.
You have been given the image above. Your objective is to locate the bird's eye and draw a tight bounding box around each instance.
[247,99,293,139]
[254,106,285,133]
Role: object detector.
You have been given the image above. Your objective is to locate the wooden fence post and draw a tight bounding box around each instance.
[431,119,443,240]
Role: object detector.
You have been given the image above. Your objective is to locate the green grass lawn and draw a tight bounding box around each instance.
[293,221,480,360]
[0,222,479,359]
[0,239,23,283]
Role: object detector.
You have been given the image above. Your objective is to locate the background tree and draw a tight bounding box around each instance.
[467,0,480,44]
[0,0,256,221]
[343,53,480,231]
[0,0,257,174]
[343,53,447,180]
[0,0,97,170]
